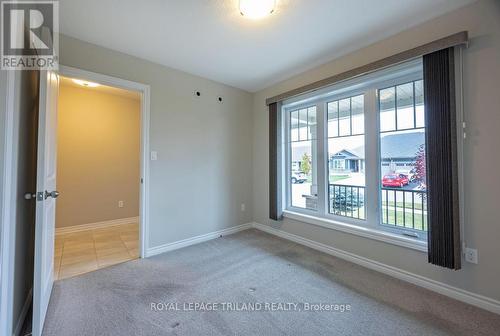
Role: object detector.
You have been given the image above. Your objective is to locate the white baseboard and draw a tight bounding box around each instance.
[146,223,252,257]
[13,288,32,336]
[55,216,140,235]
[251,222,500,315]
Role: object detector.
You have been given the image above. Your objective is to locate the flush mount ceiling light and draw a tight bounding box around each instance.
[72,79,100,88]
[240,0,275,19]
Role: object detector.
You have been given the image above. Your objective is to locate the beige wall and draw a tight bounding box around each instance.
[252,0,500,302]
[56,83,140,227]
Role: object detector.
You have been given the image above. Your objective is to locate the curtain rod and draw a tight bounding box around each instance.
[266,31,468,106]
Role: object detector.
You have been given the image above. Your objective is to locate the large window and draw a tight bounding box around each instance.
[327,95,365,219]
[284,60,427,240]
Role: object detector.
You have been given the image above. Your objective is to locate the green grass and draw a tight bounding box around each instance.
[329,175,350,183]
[382,207,428,231]
[382,201,424,210]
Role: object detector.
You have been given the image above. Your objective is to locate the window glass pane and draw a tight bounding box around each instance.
[338,98,351,136]
[351,95,364,135]
[307,106,317,140]
[328,135,365,219]
[289,105,318,211]
[327,101,339,137]
[291,140,317,210]
[290,110,299,142]
[379,80,427,233]
[396,82,415,130]
[327,94,365,220]
[379,87,396,132]
[298,108,308,141]
[415,80,425,128]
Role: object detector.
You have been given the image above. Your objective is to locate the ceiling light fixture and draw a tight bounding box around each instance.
[72,79,100,88]
[240,0,275,19]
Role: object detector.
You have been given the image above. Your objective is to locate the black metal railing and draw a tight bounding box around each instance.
[381,188,427,231]
[329,184,365,219]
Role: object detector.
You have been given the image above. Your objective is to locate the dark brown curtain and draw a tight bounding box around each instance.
[424,47,461,270]
[269,102,282,220]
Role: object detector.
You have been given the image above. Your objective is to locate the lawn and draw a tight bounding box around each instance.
[330,174,350,183]
[382,200,424,210]
[382,207,428,231]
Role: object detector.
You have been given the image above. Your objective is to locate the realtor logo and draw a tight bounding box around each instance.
[1,0,58,70]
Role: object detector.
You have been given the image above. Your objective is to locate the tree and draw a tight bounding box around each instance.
[413,144,426,191]
[301,153,311,175]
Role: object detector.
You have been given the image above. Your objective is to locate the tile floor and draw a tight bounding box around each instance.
[54,223,139,280]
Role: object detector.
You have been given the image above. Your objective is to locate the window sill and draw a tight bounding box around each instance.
[282,210,428,253]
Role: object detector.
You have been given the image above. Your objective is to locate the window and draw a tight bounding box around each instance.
[284,60,427,241]
[289,106,317,211]
[327,95,365,219]
[379,80,427,235]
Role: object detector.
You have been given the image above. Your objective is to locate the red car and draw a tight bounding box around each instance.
[382,174,409,188]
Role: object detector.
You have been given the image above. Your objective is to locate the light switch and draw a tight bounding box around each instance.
[150,151,158,161]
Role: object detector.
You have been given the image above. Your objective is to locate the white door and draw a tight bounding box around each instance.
[32,70,59,336]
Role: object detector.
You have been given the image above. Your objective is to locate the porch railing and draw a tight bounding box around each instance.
[381,187,427,232]
[329,184,365,219]
[328,184,428,231]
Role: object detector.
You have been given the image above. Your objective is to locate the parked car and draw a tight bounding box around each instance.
[382,173,409,188]
[291,171,307,184]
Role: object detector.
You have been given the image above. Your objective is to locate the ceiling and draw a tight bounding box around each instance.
[60,76,141,100]
[60,0,475,92]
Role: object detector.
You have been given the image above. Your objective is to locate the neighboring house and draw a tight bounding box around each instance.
[328,131,425,175]
[329,148,365,174]
[380,131,425,175]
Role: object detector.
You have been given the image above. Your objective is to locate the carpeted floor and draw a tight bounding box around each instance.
[43,229,500,336]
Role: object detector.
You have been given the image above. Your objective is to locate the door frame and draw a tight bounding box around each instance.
[0,66,151,335]
[58,65,151,259]
[0,69,19,336]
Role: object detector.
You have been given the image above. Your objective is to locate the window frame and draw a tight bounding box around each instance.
[282,59,426,243]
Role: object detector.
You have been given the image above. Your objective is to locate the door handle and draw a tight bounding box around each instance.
[44,190,60,199]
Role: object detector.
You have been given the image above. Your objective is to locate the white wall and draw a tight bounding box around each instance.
[252,0,500,302]
[59,35,254,248]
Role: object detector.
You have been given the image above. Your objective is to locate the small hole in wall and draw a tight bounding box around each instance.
[218,97,223,103]
[195,91,201,97]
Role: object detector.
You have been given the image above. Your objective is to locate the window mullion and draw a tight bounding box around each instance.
[283,107,291,210]
[316,102,326,215]
[364,89,379,228]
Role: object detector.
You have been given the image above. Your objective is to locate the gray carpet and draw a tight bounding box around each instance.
[43,229,500,336]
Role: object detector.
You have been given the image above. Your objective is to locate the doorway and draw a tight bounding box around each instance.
[54,75,142,279]
[1,67,150,336]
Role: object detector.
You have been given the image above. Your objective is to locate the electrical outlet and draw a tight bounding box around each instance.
[465,248,478,264]
[241,203,246,212]
[118,200,124,208]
